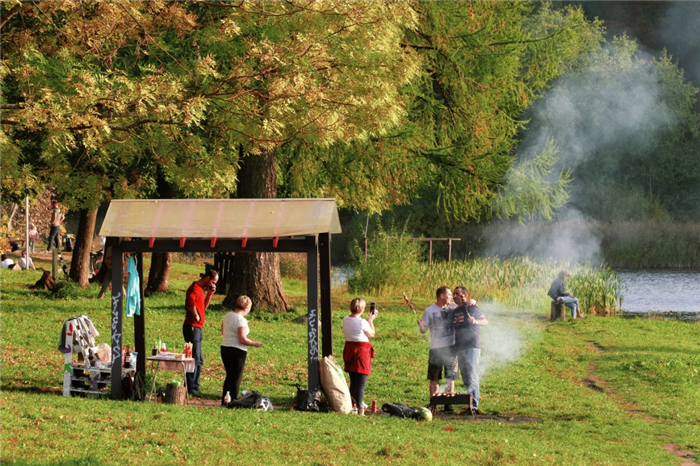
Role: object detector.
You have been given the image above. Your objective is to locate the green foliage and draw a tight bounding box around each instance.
[523,33,700,222]
[494,139,571,221]
[347,227,425,296]
[281,1,605,221]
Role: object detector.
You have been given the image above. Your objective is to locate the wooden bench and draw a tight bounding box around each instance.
[550,301,567,321]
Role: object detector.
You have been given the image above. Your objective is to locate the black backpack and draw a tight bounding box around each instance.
[382,403,420,419]
[227,391,273,411]
[294,384,323,412]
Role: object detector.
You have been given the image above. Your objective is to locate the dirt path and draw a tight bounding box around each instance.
[584,341,699,466]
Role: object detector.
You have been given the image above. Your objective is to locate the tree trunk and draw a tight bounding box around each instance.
[143,170,176,293]
[145,252,171,296]
[223,147,289,312]
[6,203,18,231]
[70,208,97,287]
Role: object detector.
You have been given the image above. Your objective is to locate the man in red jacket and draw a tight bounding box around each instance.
[183,269,218,397]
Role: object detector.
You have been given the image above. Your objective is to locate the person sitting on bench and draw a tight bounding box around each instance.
[548,270,584,319]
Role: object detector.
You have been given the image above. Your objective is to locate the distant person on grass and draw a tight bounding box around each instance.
[548,270,584,319]
[28,223,39,253]
[416,286,457,409]
[452,286,488,413]
[46,199,64,252]
[342,298,377,412]
[1,254,16,270]
[220,295,263,406]
[183,269,218,398]
[18,250,36,271]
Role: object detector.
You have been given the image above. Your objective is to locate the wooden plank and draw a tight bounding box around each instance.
[121,237,315,253]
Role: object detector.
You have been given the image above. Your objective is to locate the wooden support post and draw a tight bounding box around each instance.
[448,239,453,262]
[306,237,320,391]
[111,241,124,400]
[134,253,146,381]
[319,232,332,358]
[429,240,433,265]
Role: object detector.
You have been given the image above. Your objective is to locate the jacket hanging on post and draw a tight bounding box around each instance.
[126,256,140,317]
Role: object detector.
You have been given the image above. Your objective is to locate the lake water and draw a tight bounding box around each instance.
[617,270,700,321]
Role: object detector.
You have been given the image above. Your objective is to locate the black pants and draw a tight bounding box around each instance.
[47,226,60,250]
[221,346,247,404]
[348,371,368,408]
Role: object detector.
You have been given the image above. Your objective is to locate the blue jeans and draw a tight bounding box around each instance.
[561,296,580,318]
[183,324,203,394]
[457,348,481,409]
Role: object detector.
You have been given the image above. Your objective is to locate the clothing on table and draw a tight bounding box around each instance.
[58,315,100,354]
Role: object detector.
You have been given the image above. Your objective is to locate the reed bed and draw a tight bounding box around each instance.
[348,238,622,315]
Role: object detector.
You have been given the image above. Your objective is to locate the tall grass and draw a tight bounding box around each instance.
[348,237,622,315]
[599,221,700,269]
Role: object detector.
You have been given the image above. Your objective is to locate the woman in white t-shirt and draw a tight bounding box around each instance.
[342,298,378,411]
[220,295,263,406]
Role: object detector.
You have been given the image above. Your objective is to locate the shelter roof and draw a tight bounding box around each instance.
[99,198,341,239]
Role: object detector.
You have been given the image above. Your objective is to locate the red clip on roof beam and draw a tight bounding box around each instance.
[148,237,155,248]
[241,238,248,248]
[272,237,279,248]
[210,238,217,248]
[180,238,186,248]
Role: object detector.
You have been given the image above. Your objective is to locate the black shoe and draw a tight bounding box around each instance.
[189,390,200,397]
[444,404,455,413]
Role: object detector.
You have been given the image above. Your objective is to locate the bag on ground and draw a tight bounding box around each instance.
[228,391,273,411]
[382,403,420,419]
[294,384,323,412]
[319,355,352,414]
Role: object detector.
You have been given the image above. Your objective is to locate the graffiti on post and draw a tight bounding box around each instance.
[307,308,318,362]
[111,291,122,363]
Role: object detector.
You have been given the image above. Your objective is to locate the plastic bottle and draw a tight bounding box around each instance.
[351,403,358,415]
[224,391,231,404]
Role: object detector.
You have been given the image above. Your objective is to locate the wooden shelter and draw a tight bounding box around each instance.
[99,198,341,399]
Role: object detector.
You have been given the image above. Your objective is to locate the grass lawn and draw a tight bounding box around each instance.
[1,256,698,465]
